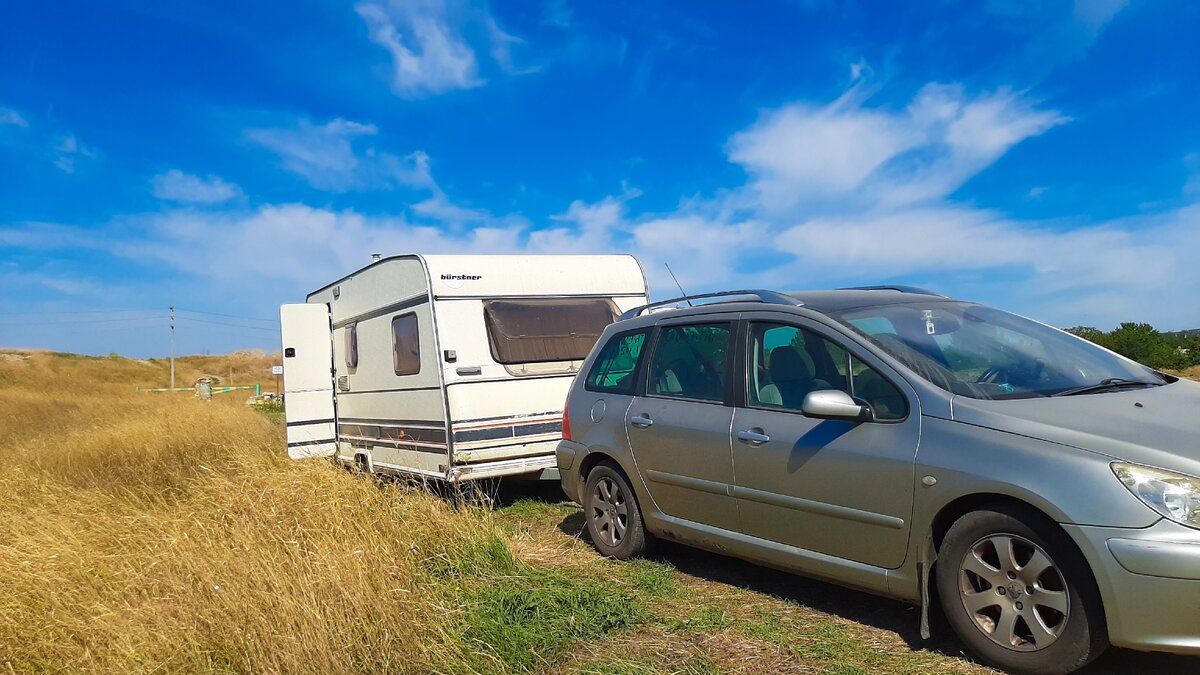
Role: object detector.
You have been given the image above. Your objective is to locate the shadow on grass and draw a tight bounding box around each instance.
[551,506,1197,675]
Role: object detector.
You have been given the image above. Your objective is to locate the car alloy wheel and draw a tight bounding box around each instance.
[588,475,629,547]
[958,533,1070,652]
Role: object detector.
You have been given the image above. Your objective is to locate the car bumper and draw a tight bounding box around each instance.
[555,439,588,503]
[1064,520,1200,655]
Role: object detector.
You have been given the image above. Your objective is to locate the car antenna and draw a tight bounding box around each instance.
[665,263,693,307]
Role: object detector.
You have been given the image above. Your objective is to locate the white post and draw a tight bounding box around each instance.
[169,306,176,390]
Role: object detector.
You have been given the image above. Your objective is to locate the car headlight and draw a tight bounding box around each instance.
[1112,462,1200,528]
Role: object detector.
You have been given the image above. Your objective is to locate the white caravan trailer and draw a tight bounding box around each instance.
[280,254,647,482]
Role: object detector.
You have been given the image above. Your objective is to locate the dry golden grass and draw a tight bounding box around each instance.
[0,352,525,673]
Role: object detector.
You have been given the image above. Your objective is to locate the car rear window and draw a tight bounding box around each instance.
[484,298,618,365]
[585,330,648,394]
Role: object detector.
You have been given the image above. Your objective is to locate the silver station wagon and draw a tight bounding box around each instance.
[556,287,1200,675]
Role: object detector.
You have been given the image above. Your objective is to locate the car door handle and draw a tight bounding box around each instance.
[629,415,654,429]
[736,429,770,445]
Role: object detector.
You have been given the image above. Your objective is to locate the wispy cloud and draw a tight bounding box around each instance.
[986,0,1132,75]
[8,79,1200,330]
[728,83,1067,213]
[355,0,480,97]
[246,116,434,192]
[152,170,243,204]
[52,134,98,174]
[354,0,532,97]
[0,106,29,128]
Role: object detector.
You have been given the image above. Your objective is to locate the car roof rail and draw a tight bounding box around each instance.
[619,289,801,320]
[837,285,947,297]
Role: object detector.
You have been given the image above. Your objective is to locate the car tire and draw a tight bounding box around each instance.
[936,505,1108,675]
[583,462,648,559]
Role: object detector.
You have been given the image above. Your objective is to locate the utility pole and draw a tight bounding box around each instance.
[169,306,176,390]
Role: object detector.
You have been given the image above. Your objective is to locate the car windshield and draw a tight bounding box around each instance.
[831,301,1168,400]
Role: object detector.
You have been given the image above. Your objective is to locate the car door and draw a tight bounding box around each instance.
[731,314,920,569]
[625,315,739,532]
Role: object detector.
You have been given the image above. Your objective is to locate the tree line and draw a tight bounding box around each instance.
[1066,323,1200,371]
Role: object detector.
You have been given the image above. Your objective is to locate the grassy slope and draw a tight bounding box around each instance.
[0,351,1194,673]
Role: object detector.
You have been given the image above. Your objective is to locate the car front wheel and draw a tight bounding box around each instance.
[936,505,1107,675]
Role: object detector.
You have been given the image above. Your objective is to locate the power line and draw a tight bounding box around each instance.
[176,316,279,333]
[0,316,167,327]
[176,308,279,324]
[0,308,158,316]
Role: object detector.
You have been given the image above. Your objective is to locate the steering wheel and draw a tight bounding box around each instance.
[976,360,1045,386]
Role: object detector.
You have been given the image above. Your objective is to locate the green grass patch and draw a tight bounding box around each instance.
[460,569,641,672]
[496,497,576,521]
[621,558,678,598]
[669,605,732,632]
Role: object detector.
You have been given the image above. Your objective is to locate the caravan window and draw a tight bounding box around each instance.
[483,298,618,365]
[345,323,358,368]
[392,314,420,375]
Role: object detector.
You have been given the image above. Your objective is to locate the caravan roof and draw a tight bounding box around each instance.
[308,254,647,300]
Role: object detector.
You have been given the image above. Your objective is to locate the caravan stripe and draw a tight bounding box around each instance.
[338,417,445,429]
[339,423,446,445]
[287,438,336,448]
[341,434,447,455]
[454,410,561,425]
[332,293,429,328]
[286,418,335,427]
[452,420,562,443]
[336,386,442,395]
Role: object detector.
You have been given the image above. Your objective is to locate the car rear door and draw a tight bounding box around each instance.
[731,313,920,569]
[624,314,739,532]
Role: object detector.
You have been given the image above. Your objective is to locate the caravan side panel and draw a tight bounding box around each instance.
[307,257,449,476]
[435,293,647,468]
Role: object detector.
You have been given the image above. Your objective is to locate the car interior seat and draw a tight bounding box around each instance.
[758,346,831,408]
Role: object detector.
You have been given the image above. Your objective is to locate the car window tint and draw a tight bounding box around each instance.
[748,323,850,411]
[850,355,907,420]
[585,330,647,394]
[648,323,730,402]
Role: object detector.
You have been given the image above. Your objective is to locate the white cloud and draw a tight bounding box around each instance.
[152,170,243,204]
[1073,0,1131,34]
[355,0,534,97]
[9,79,1200,332]
[356,1,483,97]
[728,83,1067,213]
[247,117,434,192]
[52,134,98,174]
[0,106,28,128]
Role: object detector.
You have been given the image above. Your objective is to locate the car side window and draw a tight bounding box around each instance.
[648,323,731,403]
[748,322,908,420]
[748,323,850,410]
[585,330,648,394]
[850,355,908,420]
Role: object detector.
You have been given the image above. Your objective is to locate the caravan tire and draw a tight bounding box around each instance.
[584,462,648,560]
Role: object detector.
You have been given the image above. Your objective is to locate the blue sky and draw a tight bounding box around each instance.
[3,0,1200,357]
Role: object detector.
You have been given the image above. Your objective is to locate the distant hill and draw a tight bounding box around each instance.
[0,349,281,393]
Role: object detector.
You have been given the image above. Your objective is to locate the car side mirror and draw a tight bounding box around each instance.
[801,390,872,422]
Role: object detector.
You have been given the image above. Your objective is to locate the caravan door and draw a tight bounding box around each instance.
[280,303,338,459]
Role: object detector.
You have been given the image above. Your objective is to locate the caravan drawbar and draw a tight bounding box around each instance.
[280,254,648,482]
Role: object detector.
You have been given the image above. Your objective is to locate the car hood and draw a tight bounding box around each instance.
[949,378,1200,476]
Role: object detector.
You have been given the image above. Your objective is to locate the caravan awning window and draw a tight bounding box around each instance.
[483,298,618,365]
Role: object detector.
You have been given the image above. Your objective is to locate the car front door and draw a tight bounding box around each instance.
[731,315,920,569]
[625,316,739,532]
